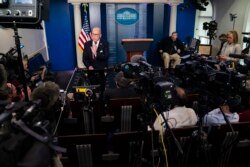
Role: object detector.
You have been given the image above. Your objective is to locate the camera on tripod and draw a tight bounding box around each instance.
[121,61,175,110]
[243,36,250,43]
[203,20,218,42]
[241,32,250,54]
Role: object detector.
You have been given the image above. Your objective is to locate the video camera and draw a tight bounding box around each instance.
[243,36,250,44]
[203,20,217,39]
[121,60,175,110]
[72,85,100,107]
[242,32,250,54]
[0,0,49,28]
[0,45,24,67]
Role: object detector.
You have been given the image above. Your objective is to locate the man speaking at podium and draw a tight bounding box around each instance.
[82,27,109,97]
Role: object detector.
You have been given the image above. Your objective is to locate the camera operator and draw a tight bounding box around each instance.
[218,30,241,62]
[153,87,198,131]
[103,71,137,101]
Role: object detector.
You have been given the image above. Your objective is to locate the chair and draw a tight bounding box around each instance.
[69,98,103,134]
[209,122,250,167]
[188,38,200,54]
[103,97,141,132]
[58,134,107,167]
[113,131,159,167]
[165,126,203,167]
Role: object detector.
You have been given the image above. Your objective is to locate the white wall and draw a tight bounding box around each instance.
[0,23,48,60]
[212,0,250,49]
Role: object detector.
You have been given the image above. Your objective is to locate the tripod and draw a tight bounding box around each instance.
[192,97,213,167]
[12,22,29,102]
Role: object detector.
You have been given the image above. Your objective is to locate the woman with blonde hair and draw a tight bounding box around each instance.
[219,30,242,61]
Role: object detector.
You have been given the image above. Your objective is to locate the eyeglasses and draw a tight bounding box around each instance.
[92,33,100,36]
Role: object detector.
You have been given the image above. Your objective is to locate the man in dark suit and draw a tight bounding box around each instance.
[83,26,109,70]
[82,27,109,97]
[159,32,184,69]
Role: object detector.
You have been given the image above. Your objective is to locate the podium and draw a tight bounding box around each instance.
[121,38,153,62]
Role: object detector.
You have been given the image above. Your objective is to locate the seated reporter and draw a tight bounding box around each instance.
[203,98,239,126]
[153,87,198,131]
[159,32,184,69]
[217,30,241,62]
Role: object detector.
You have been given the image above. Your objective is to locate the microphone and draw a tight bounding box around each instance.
[137,57,153,70]
[138,59,152,68]
[22,99,42,119]
[229,54,247,59]
[31,81,60,110]
[0,101,27,124]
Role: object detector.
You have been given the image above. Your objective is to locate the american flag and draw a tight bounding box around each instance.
[78,9,91,51]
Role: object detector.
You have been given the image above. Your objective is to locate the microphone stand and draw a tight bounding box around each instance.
[219,105,234,132]
[13,22,29,102]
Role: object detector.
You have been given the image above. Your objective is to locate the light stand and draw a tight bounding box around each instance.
[230,13,237,30]
[13,22,29,102]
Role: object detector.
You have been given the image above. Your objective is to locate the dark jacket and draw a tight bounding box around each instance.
[159,37,184,55]
[82,39,109,70]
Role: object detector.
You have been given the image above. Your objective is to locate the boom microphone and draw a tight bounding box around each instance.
[229,54,247,59]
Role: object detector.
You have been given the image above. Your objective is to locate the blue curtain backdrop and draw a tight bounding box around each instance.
[45,0,76,71]
[104,4,148,66]
[44,0,195,70]
[177,1,196,44]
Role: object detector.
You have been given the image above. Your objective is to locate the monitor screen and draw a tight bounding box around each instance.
[198,44,211,56]
[15,0,33,5]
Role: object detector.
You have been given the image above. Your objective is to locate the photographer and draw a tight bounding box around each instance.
[153,87,198,131]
